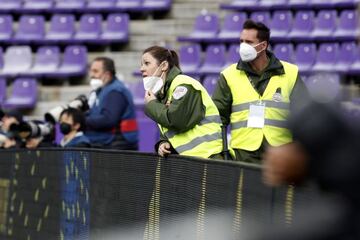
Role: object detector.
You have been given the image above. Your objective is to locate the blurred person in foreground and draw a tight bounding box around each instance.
[141,46,224,159]
[258,100,360,240]
[212,19,309,163]
[59,108,90,148]
[85,57,138,150]
[0,109,23,148]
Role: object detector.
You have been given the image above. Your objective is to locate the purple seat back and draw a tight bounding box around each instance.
[192,12,220,36]
[32,46,60,72]
[305,73,340,102]
[333,0,359,8]
[250,11,271,26]
[55,0,85,9]
[295,43,316,72]
[218,12,247,38]
[291,11,315,34]
[23,0,53,9]
[3,46,32,74]
[60,45,87,71]
[0,15,12,40]
[273,44,294,63]
[11,78,37,98]
[0,78,6,103]
[87,0,116,8]
[47,14,75,39]
[202,75,218,96]
[0,0,22,10]
[77,14,102,36]
[200,44,226,72]
[315,43,339,65]
[288,0,309,7]
[102,13,129,40]
[313,10,337,37]
[334,10,359,40]
[336,42,357,72]
[271,11,292,35]
[142,0,171,9]
[179,44,202,72]
[226,44,240,66]
[116,0,143,8]
[15,15,45,40]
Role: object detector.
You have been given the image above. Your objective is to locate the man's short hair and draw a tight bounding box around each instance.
[93,57,116,77]
[60,107,86,132]
[243,19,270,43]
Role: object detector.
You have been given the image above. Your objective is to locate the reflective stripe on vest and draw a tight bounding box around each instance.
[222,61,298,151]
[159,75,223,158]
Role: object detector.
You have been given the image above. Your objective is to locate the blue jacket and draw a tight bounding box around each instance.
[63,133,90,148]
[85,78,138,147]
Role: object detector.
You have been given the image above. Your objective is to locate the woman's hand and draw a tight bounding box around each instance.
[144,90,157,104]
[158,141,171,157]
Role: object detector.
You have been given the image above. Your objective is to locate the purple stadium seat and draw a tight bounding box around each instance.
[273,43,294,63]
[2,78,37,109]
[45,14,75,43]
[49,45,87,78]
[332,0,360,8]
[334,10,360,41]
[270,11,292,42]
[116,0,143,11]
[289,11,315,42]
[199,44,226,75]
[0,0,22,12]
[177,12,219,43]
[309,0,334,8]
[312,43,339,73]
[0,78,6,104]
[30,46,60,76]
[54,0,86,12]
[294,43,316,74]
[141,0,172,11]
[349,45,360,75]
[22,0,54,12]
[250,11,271,26]
[288,0,309,8]
[312,10,337,41]
[1,46,32,76]
[305,73,341,102]
[14,15,45,43]
[260,0,290,10]
[101,13,129,43]
[74,14,102,43]
[179,44,202,76]
[0,15,13,43]
[138,117,158,152]
[217,12,247,43]
[225,44,240,67]
[335,42,357,74]
[202,75,218,96]
[86,0,116,12]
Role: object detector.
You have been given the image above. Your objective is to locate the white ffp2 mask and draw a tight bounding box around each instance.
[90,78,103,90]
[239,42,264,62]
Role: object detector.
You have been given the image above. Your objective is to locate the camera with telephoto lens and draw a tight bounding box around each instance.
[10,120,54,140]
[44,94,89,124]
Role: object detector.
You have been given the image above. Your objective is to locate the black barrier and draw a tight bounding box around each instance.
[0,149,324,240]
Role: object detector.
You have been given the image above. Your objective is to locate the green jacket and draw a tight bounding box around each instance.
[145,66,205,153]
[212,51,309,163]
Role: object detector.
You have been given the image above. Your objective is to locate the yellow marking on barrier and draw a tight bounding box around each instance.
[197,164,208,240]
[19,201,24,216]
[44,205,50,218]
[37,218,42,232]
[232,169,244,233]
[285,184,295,226]
[24,214,28,227]
[42,178,47,189]
[80,179,84,194]
[10,204,14,212]
[27,234,30,240]
[71,160,74,175]
[7,227,12,236]
[12,179,17,186]
[60,230,64,240]
[11,192,16,201]
[30,163,36,176]
[75,166,79,179]
[36,150,40,157]
[67,207,71,220]
[9,217,13,224]
[14,164,19,170]
[84,158,87,170]
[72,204,76,218]
[77,202,80,218]
[86,190,89,203]
[66,166,69,184]
[62,201,65,212]
[82,210,86,225]
[34,189,39,202]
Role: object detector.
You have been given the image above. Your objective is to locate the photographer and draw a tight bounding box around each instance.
[0,110,23,149]
[85,57,139,150]
[59,108,90,148]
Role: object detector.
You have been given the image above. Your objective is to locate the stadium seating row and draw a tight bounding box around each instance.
[0,45,87,78]
[0,78,37,109]
[221,0,359,11]
[0,14,129,45]
[0,0,171,13]
[179,42,360,78]
[177,10,359,44]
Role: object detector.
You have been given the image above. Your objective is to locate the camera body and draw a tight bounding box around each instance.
[45,95,89,123]
[10,120,54,140]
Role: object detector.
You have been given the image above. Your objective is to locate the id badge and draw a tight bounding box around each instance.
[247,102,265,128]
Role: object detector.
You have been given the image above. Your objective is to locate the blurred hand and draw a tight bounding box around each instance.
[144,90,156,104]
[3,138,16,149]
[263,142,308,187]
[26,138,42,149]
[158,141,171,157]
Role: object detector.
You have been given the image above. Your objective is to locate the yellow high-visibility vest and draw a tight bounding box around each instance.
[222,61,298,151]
[159,74,223,158]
